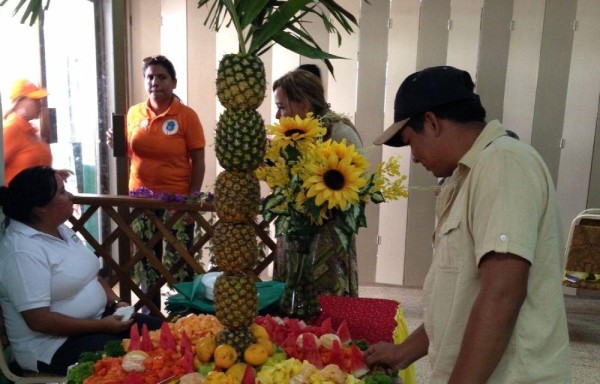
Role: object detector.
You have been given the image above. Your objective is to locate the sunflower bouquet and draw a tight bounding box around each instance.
[257,113,408,251]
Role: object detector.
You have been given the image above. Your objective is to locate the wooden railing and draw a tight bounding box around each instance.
[69,194,276,319]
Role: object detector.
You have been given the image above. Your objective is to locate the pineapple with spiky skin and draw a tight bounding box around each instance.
[214,170,260,223]
[217,54,266,111]
[198,0,362,361]
[214,274,258,329]
[216,109,266,171]
[213,222,258,273]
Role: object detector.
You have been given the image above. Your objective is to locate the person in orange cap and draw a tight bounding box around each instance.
[2,79,52,185]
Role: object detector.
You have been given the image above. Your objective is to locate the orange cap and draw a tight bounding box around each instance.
[10,79,48,102]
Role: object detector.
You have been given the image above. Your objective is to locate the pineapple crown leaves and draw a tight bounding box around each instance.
[197,0,367,76]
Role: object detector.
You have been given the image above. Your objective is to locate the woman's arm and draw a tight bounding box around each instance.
[189,148,205,193]
[21,307,133,336]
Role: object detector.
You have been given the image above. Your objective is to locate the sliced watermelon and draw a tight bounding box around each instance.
[320,317,333,335]
[349,344,368,378]
[128,324,140,351]
[159,322,177,351]
[336,320,351,346]
[124,371,144,384]
[140,324,154,352]
[329,339,346,372]
[241,363,256,384]
[180,331,192,357]
[302,333,323,369]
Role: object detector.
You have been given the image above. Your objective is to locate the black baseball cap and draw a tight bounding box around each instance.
[374,66,479,147]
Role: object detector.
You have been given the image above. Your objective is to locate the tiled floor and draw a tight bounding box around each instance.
[358,285,600,384]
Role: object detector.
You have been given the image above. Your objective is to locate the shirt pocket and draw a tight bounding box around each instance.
[435,215,463,270]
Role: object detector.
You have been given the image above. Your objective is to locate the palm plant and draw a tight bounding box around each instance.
[197,0,365,75]
[0,0,50,25]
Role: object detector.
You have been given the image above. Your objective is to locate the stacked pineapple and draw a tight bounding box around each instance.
[212,53,266,358]
[198,0,362,362]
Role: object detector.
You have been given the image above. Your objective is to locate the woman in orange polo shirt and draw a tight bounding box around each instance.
[2,79,52,185]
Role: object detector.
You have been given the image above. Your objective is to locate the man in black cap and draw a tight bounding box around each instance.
[364,66,570,383]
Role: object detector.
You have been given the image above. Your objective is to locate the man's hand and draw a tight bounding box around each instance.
[364,324,429,372]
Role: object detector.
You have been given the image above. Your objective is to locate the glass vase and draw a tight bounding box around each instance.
[279,232,321,319]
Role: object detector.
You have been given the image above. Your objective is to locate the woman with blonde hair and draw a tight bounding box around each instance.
[272,69,362,297]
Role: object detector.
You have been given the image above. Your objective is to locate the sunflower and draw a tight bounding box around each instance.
[303,145,366,211]
[267,113,326,151]
[320,139,369,171]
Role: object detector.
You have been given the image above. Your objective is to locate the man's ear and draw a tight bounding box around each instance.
[424,111,442,138]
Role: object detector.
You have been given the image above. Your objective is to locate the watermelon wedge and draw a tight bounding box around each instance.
[320,317,333,334]
[329,339,346,371]
[302,333,323,369]
[159,322,177,350]
[336,320,351,346]
[140,324,154,352]
[128,324,140,351]
[241,363,256,384]
[349,344,368,378]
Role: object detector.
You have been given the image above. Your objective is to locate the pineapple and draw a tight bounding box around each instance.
[216,327,255,359]
[214,170,260,223]
[215,109,266,171]
[217,54,266,111]
[214,274,258,329]
[196,0,361,343]
[213,222,258,274]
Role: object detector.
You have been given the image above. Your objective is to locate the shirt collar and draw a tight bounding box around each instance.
[7,220,75,242]
[144,97,182,118]
[458,119,506,169]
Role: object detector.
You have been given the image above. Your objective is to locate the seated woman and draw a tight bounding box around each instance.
[0,166,163,375]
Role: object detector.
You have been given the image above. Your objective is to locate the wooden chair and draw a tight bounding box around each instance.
[0,307,66,384]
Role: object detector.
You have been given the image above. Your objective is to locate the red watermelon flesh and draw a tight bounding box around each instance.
[140,324,154,352]
[128,324,140,351]
[329,339,346,371]
[241,363,255,384]
[320,317,333,335]
[159,322,177,351]
[302,333,323,369]
[349,344,368,378]
[336,320,351,345]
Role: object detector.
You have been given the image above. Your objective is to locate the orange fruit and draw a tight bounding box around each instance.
[226,362,253,383]
[256,337,273,356]
[243,343,269,366]
[214,344,238,369]
[194,335,217,363]
[250,324,270,341]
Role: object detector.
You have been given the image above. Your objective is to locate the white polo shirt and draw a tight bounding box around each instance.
[0,221,106,371]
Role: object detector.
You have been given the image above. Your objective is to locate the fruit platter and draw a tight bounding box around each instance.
[66,313,400,384]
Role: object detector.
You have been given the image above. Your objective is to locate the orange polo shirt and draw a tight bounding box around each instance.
[126,98,205,194]
[3,113,52,185]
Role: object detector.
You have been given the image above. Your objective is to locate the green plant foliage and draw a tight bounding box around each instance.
[0,0,50,26]
[197,0,369,76]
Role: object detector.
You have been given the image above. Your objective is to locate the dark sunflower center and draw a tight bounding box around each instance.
[285,129,305,137]
[323,169,345,190]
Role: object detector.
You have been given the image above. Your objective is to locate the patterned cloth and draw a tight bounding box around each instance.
[273,222,359,297]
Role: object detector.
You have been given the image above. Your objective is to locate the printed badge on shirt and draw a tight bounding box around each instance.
[163,120,179,135]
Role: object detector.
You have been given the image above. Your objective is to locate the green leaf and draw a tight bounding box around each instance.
[238,0,271,30]
[371,191,385,204]
[248,0,312,55]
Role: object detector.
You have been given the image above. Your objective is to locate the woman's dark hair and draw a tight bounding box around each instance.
[407,98,487,133]
[142,55,177,80]
[0,166,57,225]
[297,64,322,80]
